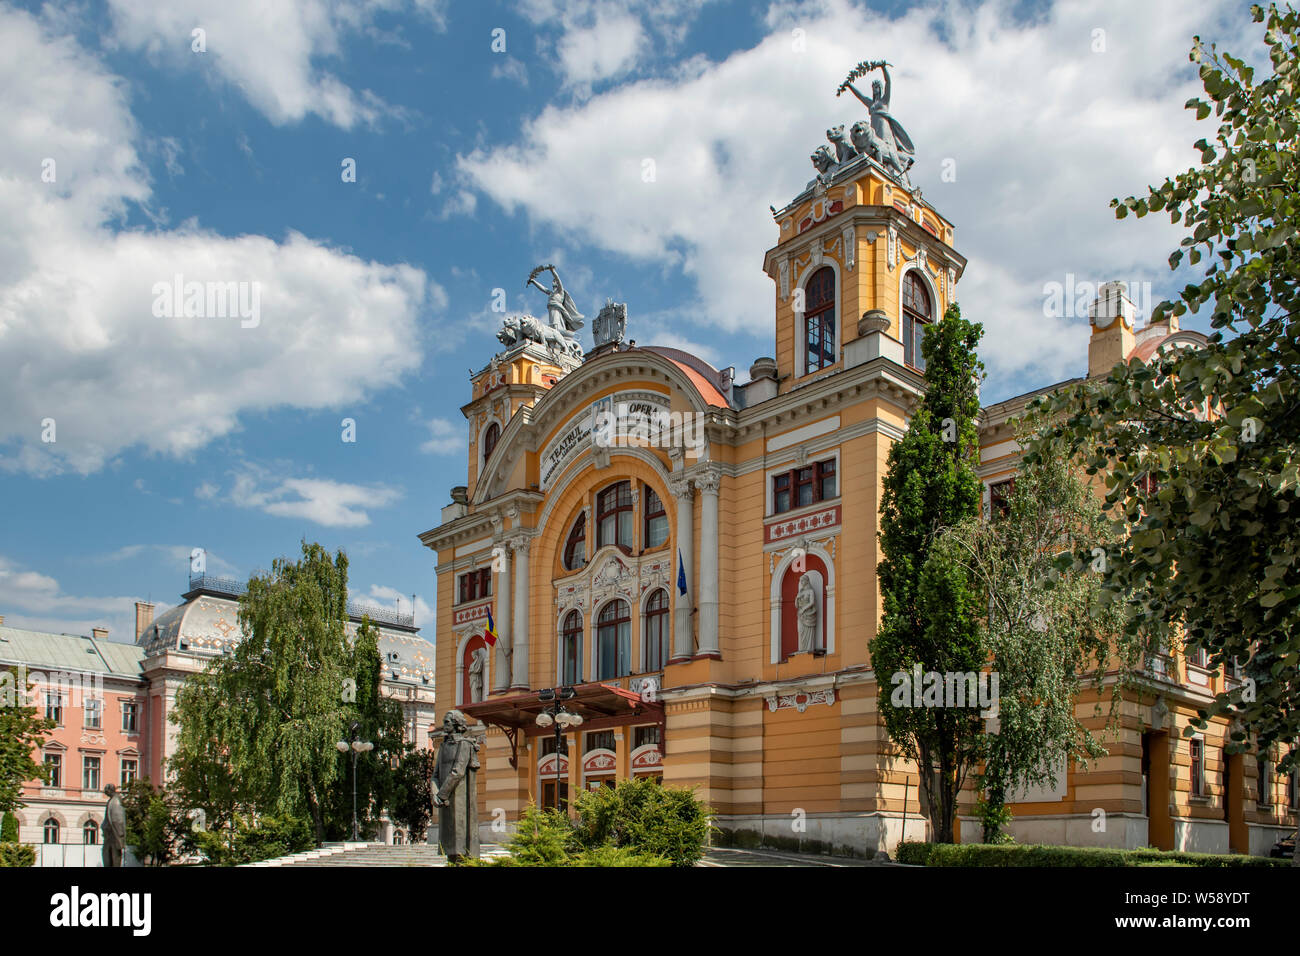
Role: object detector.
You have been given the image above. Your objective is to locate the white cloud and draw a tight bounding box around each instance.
[359,584,432,627]
[0,7,440,476]
[438,190,478,220]
[90,544,238,577]
[459,0,1254,397]
[0,554,167,642]
[227,464,403,527]
[420,417,463,455]
[104,0,448,129]
[491,55,529,86]
[557,12,645,88]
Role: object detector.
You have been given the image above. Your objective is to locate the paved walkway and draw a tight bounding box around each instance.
[699,846,894,867]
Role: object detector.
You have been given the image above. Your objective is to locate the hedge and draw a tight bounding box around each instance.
[0,844,35,867]
[908,843,1284,867]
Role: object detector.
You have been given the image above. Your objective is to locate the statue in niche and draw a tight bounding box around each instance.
[795,572,819,653]
[468,647,487,703]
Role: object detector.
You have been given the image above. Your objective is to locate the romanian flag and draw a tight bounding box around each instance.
[677,549,688,596]
[483,608,498,646]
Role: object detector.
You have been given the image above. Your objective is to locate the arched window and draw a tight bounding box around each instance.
[596,482,633,553]
[482,422,500,465]
[83,820,98,845]
[902,272,932,371]
[43,818,59,844]
[563,512,587,570]
[804,266,836,374]
[643,590,670,672]
[643,486,668,550]
[596,600,631,680]
[561,610,583,685]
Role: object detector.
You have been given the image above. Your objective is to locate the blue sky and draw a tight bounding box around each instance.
[0,0,1260,641]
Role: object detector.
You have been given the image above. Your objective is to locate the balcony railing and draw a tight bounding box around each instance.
[188,572,415,629]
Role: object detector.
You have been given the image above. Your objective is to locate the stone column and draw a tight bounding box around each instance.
[695,467,721,659]
[510,535,531,689]
[668,472,694,662]
[492,541,511,694]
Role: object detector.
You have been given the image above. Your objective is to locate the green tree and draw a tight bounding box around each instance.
[120,779,189,866]
[941,412,1136,840]
[872,304,986,843]
[0,666,53,815]
[1,811,19,843]
[1035,4,1300,867]
[390,747,434,843]
[170,542,356,843]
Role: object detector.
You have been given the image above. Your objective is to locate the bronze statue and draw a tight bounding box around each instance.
[429,709,480,861]
[102,783,126,867]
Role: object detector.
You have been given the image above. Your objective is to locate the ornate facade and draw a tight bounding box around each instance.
[419,130,1293,859]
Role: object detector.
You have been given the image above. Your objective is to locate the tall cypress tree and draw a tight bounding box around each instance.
[872,303,985,844]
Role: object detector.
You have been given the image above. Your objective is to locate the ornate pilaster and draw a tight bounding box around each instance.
[668,469,694,662]
[509,533,532,689]
[492,538,511,693]
[694,467,721,659]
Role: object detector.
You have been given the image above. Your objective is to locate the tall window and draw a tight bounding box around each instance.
[83,820,98,845]
[772,459,837,515]
[44,753,61,788]
[902,271,932,371]
[586,730,616,752]
[563,513,587,570]
[83,756,101,792]
[643,486,668,550]
[458,568,492,604]
[122,701,138,734]
[482,422,500,465]
[633,725,661,749]
[1290,770,1299,810]
[561,610,583,685]
[596,482,634,553]
[596,600,631,680]
[644,589,670,672]
[121,759,138,788]
[85,698,102,730]
[803,266,836,374]
[989,479,1015,519]
[45,692,62,725]
[43,819,59,845]
[1190,739,1205,797]
[1258,757,1272,807]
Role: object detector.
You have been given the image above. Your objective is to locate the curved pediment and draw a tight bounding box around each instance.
[473,347,729,505]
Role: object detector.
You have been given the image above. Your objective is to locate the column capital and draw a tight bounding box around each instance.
[693,467,722,495]
[505,531,534,554]
[667,474,694,499]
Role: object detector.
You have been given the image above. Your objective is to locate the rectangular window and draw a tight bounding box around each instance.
[1190,739,1205,797]
[83,755,101,792]
[457,569,492,604]
[539,735,568,756]
[121,759,138,787]
[771,458,838,515]
[633,725,661,750]
[1258,757,1272,807]
[643,486,668,550]
[44,753,62,789]
[45,692,63,725]
[1189,646,1209,669]
[85,699,102,730]
[122,701,138,734]
[585,731,616,753]
[989,479,1014,519]
[1290,771,1299,810]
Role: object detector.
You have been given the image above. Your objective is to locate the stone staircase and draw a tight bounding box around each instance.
[244,842,510,867]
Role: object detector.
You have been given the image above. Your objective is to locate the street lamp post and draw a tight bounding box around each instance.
[535,687,583,812]
[336,721,374,842]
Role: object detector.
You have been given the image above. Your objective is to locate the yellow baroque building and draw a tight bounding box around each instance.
[418,154,1297,858]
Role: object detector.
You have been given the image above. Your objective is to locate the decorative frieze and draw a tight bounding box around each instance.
[764,505,841,545]
[765,688,836,713]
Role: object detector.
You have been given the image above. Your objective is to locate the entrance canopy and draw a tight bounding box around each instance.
[460,682,664,769]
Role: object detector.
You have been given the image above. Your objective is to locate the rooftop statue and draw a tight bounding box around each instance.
[838,60,916,186]
[527,265,584,335]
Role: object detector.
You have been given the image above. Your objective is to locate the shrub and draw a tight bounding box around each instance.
[194,814,314,866]
[895,841,935,866]
[502,805,580,866]
[572,777,712,867]
[0,843,35,867]
[920,843,1284,867]
[0,812,18,843]
[572,844,670,867]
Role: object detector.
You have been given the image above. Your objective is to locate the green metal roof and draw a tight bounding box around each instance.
[0,625,145,679]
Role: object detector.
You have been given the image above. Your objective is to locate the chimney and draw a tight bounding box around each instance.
[1087,280,1136,378]
[135,601,155,640]
[0,615,5,626]
[92,626,109,641]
